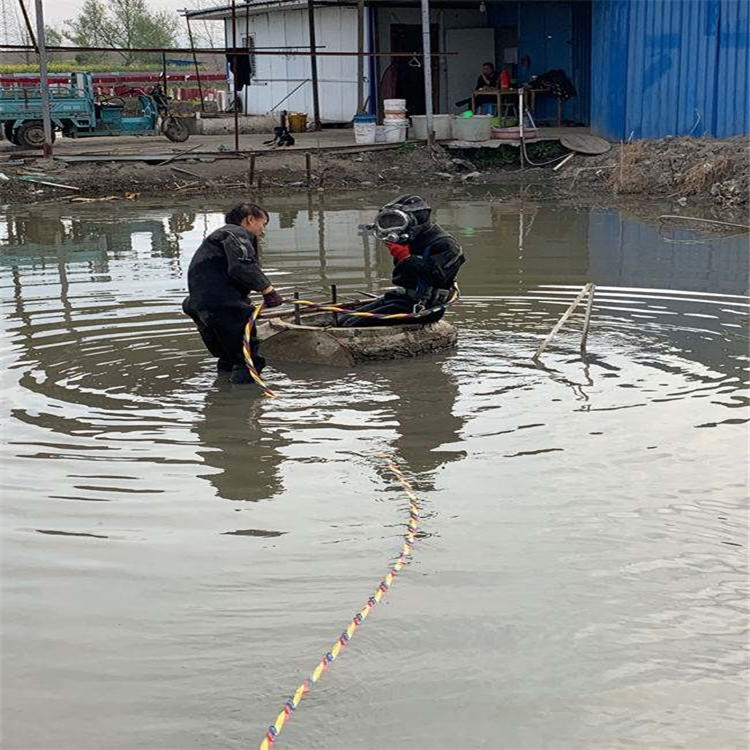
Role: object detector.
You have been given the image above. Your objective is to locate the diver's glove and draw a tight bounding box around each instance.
[387,242,411,263]
[262,289,285,308]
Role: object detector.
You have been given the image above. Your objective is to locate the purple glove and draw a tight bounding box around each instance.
[262,289,285,308]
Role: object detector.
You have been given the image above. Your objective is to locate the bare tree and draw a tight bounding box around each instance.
[181,0,224,49]
[63,0,179,65]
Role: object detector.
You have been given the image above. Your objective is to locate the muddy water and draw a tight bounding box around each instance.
[1,194,748,749]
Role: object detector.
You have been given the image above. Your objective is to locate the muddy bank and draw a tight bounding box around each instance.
[557,136,748,208]
[0,144,459,205]
[1,137,746,219]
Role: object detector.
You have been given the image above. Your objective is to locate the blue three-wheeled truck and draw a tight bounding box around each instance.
[1,73,190,149]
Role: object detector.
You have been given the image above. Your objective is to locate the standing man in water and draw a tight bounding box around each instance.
[182,202,284,384]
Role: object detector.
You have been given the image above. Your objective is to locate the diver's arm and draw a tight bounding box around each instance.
[222,233,272,293]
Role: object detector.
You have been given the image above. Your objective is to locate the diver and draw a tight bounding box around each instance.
[182,202,284,384]
[341,195,465,327]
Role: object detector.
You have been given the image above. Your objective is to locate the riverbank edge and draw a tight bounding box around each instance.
[1,137,746,224]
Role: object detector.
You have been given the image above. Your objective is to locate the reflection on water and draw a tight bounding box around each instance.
[1,195,748,749]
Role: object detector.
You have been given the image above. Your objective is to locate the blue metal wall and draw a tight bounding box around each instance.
[591,0,749,139]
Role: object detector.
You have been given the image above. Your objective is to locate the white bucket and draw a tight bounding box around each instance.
[375,125,386,143]
[384,98,406,112]
[384,118,407,143]
[409,114,452,141]
[384,110,407,120]
[353,118,377,145]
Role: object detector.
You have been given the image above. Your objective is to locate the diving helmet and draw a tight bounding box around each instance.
[368,195,431,242]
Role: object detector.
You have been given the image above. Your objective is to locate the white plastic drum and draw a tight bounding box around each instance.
[383,98,406,112]
[384,118,407,142]
[353,114,377,144]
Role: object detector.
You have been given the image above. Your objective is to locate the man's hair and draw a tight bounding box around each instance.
[482,61,494,68]
[225,202,269,226]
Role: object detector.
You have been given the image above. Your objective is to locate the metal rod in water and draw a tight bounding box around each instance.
[331,283,338,327]
[580,284,596,353]
[533,283,591,361]
[293,291,301,325]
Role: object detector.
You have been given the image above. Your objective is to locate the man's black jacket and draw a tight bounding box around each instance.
[187,224,270,308]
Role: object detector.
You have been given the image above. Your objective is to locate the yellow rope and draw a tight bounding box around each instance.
[242,288,460,399]
[242,302,277,398]
[259,457,419,749]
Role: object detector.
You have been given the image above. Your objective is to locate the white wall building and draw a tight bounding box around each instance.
[185,1,592,127]
[187,1,373,123]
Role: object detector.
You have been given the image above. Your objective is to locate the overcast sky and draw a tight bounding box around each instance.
[4,0,204,38]
[44,0,190,27]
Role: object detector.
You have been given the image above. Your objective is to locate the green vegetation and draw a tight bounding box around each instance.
[1,62,168,74]
[396,142,417,155]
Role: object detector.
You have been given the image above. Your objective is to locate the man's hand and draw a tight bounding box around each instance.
[387,242,411,263]
[262,288,285,308]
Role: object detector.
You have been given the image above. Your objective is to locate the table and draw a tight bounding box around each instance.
[470,87,561,126]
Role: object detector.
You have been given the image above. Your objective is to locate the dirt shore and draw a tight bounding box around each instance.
[1,137,746,224]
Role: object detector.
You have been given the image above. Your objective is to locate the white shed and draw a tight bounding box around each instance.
[186,1,373,124]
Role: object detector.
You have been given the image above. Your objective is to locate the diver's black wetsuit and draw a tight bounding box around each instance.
[341,223,465,327]
[182,224,270,375]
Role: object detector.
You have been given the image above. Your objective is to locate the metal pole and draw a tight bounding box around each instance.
[533,283,591,361]
[420,0,434,145]
[356,0,365,113]
[580,284,596,353]
[307,0,321,130]
[185,16,205,113]
[518,87,525,168]
[33,0,53,158]
[161,51,167,93]
[231,0,239,151]
[17,0,38,52]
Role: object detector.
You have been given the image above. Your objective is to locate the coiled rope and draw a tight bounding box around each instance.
[242,287,461,399]
[258,457,420,750]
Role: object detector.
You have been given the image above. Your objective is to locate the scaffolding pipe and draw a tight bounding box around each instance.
[185,16,205,112]
[231,0,239,150]
[420,0,434,145]
[33,0,53,158]
[356,0,365,113]
[307,0,321,129]
[0,43,453,58]
[17,0,37,52]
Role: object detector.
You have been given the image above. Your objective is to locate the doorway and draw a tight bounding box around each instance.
[387,24,439,116]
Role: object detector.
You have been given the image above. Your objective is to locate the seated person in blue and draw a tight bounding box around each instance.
[341,195,465,327]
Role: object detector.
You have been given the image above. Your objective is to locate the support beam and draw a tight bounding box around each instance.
[33,0,53,158]
[185,16,205,113]
[420,0,434,145]
[230,0,239,151]
[356,0,365,113]
[307,0,321,129]
[17,0,38,52]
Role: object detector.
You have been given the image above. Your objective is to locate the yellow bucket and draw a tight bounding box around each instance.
[288,112,308,133]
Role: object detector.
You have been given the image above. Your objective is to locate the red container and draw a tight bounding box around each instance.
[499,69,511,90]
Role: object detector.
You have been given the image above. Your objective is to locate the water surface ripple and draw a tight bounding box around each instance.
[1,198,747,749]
